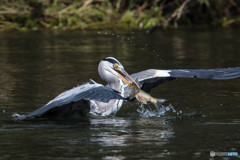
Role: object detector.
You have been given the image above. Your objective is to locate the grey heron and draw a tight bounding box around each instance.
[19,57,240,120]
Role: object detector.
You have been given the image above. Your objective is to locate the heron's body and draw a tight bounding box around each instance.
[18,57,240,120]
[90,80,125,116]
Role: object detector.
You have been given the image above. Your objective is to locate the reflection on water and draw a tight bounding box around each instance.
[0,29,240,159]
[0,116,174,159]
[88,117,173,148]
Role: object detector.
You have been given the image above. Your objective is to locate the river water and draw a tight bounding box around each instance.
[0,29,240,159]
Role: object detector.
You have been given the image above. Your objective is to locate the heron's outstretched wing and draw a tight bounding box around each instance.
[19,83,124,120]
[130,67,240,92]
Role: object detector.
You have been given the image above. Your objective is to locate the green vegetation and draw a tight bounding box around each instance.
[1,0,240,31]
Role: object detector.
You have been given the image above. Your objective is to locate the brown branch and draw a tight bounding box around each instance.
[228,0,236,6]
[116,0,122,13]
[137,1,148,12]
[164,0,191,26]
[171,0,190,21]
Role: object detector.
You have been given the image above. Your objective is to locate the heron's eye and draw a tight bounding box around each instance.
[113,64,118,69]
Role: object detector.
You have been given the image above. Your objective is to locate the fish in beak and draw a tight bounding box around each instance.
[114,68,165,109]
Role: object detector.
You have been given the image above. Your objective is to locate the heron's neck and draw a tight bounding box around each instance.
[109,80,124,95]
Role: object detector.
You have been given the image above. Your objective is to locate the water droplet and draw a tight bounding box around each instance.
[194,152,201,157]
[166,107,170,111]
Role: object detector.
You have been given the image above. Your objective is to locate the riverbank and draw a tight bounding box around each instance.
[1,0,240,31]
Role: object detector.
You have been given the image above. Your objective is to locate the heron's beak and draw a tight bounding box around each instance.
[114,68,140,89]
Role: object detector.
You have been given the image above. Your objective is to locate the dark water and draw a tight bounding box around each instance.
[0,29,240,159]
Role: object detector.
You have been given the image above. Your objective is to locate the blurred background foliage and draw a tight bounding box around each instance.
[0,0,240,31]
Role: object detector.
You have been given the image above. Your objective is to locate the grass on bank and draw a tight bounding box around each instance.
[0,0,240,31]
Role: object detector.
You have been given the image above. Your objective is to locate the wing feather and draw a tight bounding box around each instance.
[19,83,124,120]
[130,67,240,92]
[169,67,240,79]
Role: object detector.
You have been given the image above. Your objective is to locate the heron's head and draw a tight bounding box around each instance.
[98,57,135,87]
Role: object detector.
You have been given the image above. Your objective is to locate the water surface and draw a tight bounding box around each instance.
[0,29,240,159]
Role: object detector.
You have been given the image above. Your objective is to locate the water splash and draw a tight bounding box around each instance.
[137,103,178,118]
[12,113,25,120]
[97,31,162,60]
